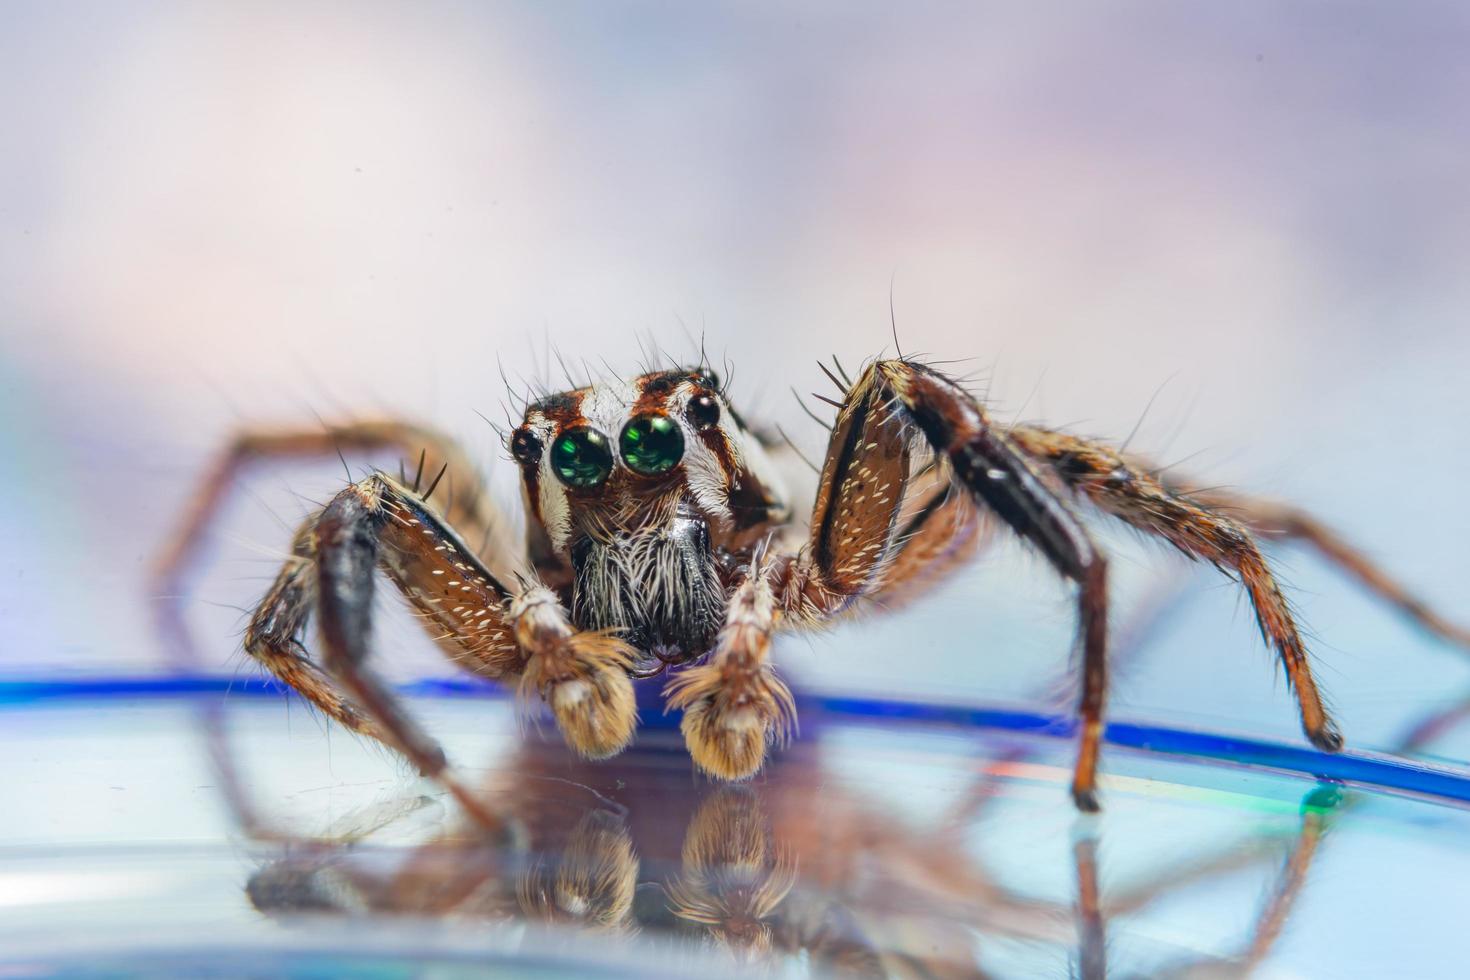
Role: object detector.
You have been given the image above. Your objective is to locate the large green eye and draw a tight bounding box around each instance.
[550,427,614,488]
[620,414,684,475]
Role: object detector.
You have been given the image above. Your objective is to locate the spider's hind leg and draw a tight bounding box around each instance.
[154,419,522,605]
[1169,485,1470,650]
[1007,424,1342,754]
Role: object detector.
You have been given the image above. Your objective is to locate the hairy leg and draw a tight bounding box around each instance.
[870,460,994,613]
[1008,424,1343,753]
[151,420,527,833]
[155,419,522,600]
[777,359,1110,809]
[212,472,638,835]
[243,523,387,743]
[1166,484,1470,650]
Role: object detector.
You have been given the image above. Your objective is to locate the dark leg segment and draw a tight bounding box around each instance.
[878,362,1111,810]
[780,359,1110,810]
[312,481,511,835]
[244,526,386,743]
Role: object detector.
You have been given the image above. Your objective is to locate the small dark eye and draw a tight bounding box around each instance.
[550,427,614,488]
[687,394,721,431]
[620,414,684,475]
[510,428,542,465]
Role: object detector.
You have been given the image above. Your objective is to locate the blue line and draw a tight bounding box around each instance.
[818,695,1470,805]
[5,675,1469,806]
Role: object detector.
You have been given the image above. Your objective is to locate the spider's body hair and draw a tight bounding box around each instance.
[571,507,727,665]
[515,368,788,668]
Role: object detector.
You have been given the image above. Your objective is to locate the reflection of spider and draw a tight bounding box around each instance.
[237,716,1347,978]
[159,354,1470,817]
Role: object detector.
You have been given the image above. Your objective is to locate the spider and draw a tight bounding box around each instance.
[159,353,1470,819]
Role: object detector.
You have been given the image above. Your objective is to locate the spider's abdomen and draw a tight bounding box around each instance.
[569,510,726,664]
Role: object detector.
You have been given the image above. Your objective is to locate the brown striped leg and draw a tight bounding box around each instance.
[320,475,638,761]
[310,479,515,835]
[1007,424,1343,754]
[215,473,637,837]
[152,419,521,834]
[1162,486,1470,650]
[243,524,388,744]
[776,359,1110,810]
[869,461,994,613]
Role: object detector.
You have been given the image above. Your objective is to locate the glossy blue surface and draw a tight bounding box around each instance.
[6,675,1470,805]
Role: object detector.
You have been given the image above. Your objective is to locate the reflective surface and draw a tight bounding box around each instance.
[4,690,1470,978]
[6,4,1470,977]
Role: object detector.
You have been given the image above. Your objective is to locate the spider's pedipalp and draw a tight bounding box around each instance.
[667,559,794,781]
[512,587,638,760]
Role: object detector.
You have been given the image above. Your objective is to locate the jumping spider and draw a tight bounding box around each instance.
[160,354,1470,819]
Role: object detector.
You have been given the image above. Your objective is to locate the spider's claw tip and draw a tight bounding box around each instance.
[1309,726,1344,753]
[1071,785,1102,813]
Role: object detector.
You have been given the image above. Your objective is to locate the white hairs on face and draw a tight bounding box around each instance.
[664,382,734,530]
[572,520,724,654]
[524,410,573,552]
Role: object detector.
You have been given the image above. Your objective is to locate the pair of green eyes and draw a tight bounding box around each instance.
[551,415,684,488]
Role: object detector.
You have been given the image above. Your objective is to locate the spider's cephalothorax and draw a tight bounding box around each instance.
[508,369,788,669]
[162,354,1470,823]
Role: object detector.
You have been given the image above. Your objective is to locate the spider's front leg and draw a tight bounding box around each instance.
[667,359,1106,806]
[244,473,637,833]
[782,359,1112,810]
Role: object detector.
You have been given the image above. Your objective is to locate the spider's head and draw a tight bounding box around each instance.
[508,367,787,558]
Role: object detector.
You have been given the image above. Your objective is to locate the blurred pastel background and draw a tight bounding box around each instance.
[4,4,1470,976]
[5,0,1468,745]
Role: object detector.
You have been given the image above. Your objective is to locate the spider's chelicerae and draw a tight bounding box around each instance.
[163,354,1470,818]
